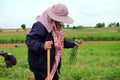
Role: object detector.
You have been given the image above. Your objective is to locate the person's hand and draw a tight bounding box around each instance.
[75,39,83,44]
[74,39,83,48]
[44,41,53,50]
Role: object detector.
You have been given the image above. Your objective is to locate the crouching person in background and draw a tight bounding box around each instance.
[0,51,17,68]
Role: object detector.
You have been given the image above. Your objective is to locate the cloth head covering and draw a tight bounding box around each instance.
[36,11,54,33]
[36,3,73,33]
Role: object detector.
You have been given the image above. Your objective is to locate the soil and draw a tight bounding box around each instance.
[0,43,26,48]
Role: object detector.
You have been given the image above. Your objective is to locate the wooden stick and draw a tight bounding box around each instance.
[47,49,50,80]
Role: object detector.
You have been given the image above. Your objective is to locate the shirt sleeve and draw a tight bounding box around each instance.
[64,39,75,48]
[26,22,46,52]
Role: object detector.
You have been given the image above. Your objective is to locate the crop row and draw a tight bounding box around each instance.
[0,35,25,43]
[65,33,120,41]
[0,28,120,43]
[0,34,120,43]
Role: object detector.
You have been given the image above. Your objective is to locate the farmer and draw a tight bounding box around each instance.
[26,4,80,80]
[0,51,17,68]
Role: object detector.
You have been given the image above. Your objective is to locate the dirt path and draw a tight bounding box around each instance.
[0,43,26,48]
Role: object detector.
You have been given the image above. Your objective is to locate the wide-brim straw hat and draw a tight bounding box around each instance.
[46,4,73,24]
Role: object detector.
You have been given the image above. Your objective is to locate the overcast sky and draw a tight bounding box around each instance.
[0,0,120,29]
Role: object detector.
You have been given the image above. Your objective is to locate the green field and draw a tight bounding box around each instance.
[0,27,120,43]
[0,28,120,80]
[0,41,120,80]
[63,28,120,41]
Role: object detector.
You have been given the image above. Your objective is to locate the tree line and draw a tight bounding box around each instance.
[95,22,119,28]
[61,22,120,28]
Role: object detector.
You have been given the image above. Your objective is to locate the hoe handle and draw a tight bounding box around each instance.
[47,49,50,80]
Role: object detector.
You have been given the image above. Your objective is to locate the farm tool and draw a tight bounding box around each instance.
[47,49,50,80]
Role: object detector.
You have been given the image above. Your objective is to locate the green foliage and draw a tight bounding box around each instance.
[68,46,78,64]
[108,22,120,27]
[0,28,120,43]
[116,22,119,27]
[1,28,120,79]
[64,28,120,41]
[61,41,120,80]
[0,41,120,79]
[117,28,120,33]
[0,35,25,43]
[73,26,76,29]
[67,24,69,28]
[21,24,26,31]
[95,23,105,28]
[0,46,33,80]
[72,25,84,29]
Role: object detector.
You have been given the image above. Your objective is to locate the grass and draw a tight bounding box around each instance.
[0,46,33,80]
[61,41,120,80]
[0,35,25,43]
[0,28,120,80]
[63,28,120,41]
[0,41,120,80]
[0,28,120,43]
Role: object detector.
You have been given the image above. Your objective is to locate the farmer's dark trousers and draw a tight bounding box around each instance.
[34,72,59,80]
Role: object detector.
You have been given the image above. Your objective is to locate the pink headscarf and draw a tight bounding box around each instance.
[36,11,54,33]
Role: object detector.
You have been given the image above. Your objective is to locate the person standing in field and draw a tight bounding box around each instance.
[26,3,80,80]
